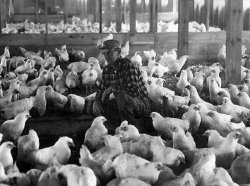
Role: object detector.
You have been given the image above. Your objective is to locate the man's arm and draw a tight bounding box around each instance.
[124,61,144,96]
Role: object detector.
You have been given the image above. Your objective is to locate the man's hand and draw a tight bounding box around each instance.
[93,100,103,116]
[101,86,113,103]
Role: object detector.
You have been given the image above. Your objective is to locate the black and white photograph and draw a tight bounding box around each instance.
[0,0,249,185]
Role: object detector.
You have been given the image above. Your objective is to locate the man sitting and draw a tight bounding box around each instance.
[92,39,153,132]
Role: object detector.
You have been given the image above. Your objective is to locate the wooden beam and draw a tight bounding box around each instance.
[52,0,56,13]
[205,0,210,31]
[149,0,157,33]
[64,0,68,23]
[116,0,122,32]
[140,0,144,12]
[0,0,7,34]
[214,7,219,27]
[200,5,204,24]
[0,0,3,33]
[45,0,48,34]
[124,0,127,24]
[224,0,229,30]
[194,4,200,23]
[189,0,194,21]
[87,0,91,14]
[106,0,111,27]
[99,0,102,33]
[178,0,190,58]
[93,0,98,22]
[130,0,136,34]
[35,0,39,23]
[209,0,214,26]
[225,0,243,84]
[83,0,87,14]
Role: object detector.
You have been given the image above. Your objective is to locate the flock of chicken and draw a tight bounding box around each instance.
[0,33,249,186]
[2,16,221,34]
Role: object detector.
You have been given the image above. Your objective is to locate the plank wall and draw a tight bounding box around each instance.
[0,31,248,66]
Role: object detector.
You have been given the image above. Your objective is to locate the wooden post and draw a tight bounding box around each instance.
[194,4,200,23]
[149,0,157,33]
[87,0,91,14]
[130,0,136,34]
[35,0,39,23]
[225,0,243,84]
[106,0,111,27]
[155,0,158,31]
[52,0,56,13]
[0,0,7,33]
[140,0,144,12]
[244,8,250,30]
[79,0,82,14]
[224,0,229,30]
[99,0,102,33]
[116,0,122,32]
[189,0,194,21]
[178,0,190,58]
[93,0,98,22]
[83,0,87,15]
[149,0,154,32]
[205,0,210,31]
[214,7,219,27]
[209,0,214,27]
[45,0,48,34]
[200,5,204,24]
[64,0,68,23]
[124,0,127,24]
[0,0,3,33]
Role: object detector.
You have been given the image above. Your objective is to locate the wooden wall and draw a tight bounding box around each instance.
[0,31,249,66]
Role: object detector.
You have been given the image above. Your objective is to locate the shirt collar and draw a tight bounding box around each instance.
[108,56,122,71]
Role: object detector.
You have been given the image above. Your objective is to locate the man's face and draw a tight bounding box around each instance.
[102,49,119,64]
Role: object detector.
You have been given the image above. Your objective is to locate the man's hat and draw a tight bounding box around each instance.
[99,39,121,52]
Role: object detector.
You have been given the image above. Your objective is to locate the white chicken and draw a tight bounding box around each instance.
[67,61,90,73]
[55,45,69,62]
[81,64,98,95]
[121,40,129,58]
[159,48,177,67]
[65,70,80,89]
[96,34,113,47]
[131,51,142,68]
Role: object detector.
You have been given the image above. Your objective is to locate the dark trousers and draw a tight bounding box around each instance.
[102,92,154,133]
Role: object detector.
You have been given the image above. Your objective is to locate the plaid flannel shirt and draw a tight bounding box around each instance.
[96,57,149,102]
